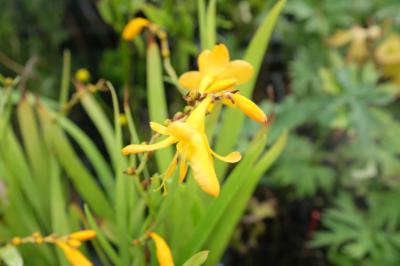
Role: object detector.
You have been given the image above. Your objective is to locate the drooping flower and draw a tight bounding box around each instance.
[178,44,268,125]
[122,97,241,197]
[149,232,174,266]
[375,34,400,85]
[122,17,151,41]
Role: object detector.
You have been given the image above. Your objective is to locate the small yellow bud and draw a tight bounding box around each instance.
[69,230,96,241]
[11,237,22,246]
[119,114,127,126]
[2,77,14,87]
[122,18,150,41]
[149,232,175,266]
[75,68,91,83]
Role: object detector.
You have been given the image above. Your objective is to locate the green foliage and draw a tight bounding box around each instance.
[313,193,400,265]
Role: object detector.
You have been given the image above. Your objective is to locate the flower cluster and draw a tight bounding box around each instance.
[121,18,268,197]
[11,230,96,266]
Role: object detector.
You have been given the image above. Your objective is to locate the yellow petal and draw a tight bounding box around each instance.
[205,78,237,93]
[199,75,215,93]
[178,71,202,90]
[198,50,211,74]
[56,241,92,266]
[186,97,212,130]
[189,134,220,197]
[348,38,368,61]
[376,35,400,65]
[69,230,96,241]
[122,18,150,41]
[179,157,188,183]
[199,44,230,75]
[122,137,177,155]
[217,60,253,85]
[165,153,178,179]
[229,94,267,125]
[149,232,175,266]
[326,30,352,47]
[210,149,242,163]
[167,122,197,142]
[150,122,169,135]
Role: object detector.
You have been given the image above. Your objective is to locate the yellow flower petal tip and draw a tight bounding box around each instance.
[56,241,93,266]
[149,232,175,266]
[230,94,268,125]
[122,17,150,41]
[69,230,96,241]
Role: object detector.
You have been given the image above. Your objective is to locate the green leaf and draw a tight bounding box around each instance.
[38,107,114,220]
[147,41,174,172]
[182,251,209,266]
[214,0,286,177]
[198,0,207,50]
[205,0,216,49]
[85,205,121,266]
[0,246,23,266]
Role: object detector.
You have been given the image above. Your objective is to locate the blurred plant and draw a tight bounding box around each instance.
[313,193,400,265]
[0,1,287,265]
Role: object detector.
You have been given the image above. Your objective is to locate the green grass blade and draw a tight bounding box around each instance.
[59,49,71,109]
[17,99,50,218]
[198,0,207,49]
[84,205,121,266]
[38,107,114,220]
[177,130,268,264]
[203,130,287,265]
[214,0,286,177]
[205,0,217,49]
[80,92,119,170]
[57,115,115,200]
[147,41,173,172]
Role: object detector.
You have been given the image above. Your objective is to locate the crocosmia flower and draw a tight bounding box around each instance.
[122,97,241,197]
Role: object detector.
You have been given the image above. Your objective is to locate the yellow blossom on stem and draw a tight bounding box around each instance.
[56,241,92,266]
[179,44,253,93]
[178,44,268,125]
[74,68,91,83]
[122,97,241,197]
[122,17,150,41]
[149,232,174,266]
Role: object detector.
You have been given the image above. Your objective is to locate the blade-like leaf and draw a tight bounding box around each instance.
[182,250,209,266]
[214,0,286,177]
[147,41,174,172]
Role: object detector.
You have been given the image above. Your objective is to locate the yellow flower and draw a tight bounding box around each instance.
[68,230,96,241]
[56,241,92,266]
[75,68,90,83]
[122,17,150,41]
[327,25,381,62]
[179,44,268,125]
[149,232,174,266]
[376,34,400,85]
[122,97,241,197]
[179,44,253,93]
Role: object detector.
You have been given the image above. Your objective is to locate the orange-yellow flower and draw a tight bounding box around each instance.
[122,97,241,197]
[178,44,268,125]
[149,232,174,266]
[179,44,253,93]
[122,17,150,41]
[56,241,92,266]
